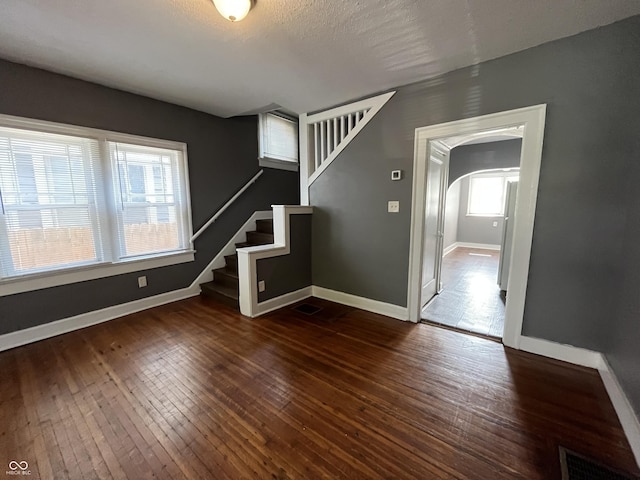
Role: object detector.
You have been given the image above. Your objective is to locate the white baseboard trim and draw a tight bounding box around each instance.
[250,286,313,317]
[0,286,200,353]
[518,336,603,369]
[312,286,409,321]
[598,357,640,467]
[190,210,272,289]
[455,242,501,251]
[519,336,640,466]
[443,244,457,256]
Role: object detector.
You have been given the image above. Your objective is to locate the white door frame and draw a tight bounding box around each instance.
[407,105,547,349]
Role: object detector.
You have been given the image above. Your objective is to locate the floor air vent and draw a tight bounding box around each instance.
[292,304,322,316]
[559,447,638,480]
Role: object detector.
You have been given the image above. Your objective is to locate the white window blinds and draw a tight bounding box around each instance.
[259,113,299,163]
[0,127,104,277]
[0,116,192,283]
[109,142,189,258]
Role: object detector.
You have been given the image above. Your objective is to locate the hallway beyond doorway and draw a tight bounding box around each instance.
[421,247,505,338]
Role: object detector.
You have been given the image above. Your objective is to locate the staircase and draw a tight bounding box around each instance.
[200,218,274,308]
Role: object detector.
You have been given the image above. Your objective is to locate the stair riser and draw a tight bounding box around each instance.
[201,287,239,308]
[224,255,238,272]
[246,231,274,245]
[213,270,238,289]
[256,219,274,234]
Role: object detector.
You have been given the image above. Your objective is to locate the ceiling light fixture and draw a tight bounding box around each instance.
[212,0,253,22]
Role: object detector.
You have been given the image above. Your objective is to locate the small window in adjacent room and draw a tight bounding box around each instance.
[467,172,519,217]
[258,112,299,171]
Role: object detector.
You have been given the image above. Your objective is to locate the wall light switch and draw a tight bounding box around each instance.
[391,170,403,181]
[388,201,400,213]
[258,280,265,292]
[138,276,147,288]
[492,221,498,227]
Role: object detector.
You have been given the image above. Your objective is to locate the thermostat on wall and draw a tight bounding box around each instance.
[391,170,403,181]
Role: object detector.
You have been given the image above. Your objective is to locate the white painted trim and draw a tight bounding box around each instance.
[408,104,547,351]
[0,112,187,150]
[0,286,200,352]
[189,211,272,289]
[299,113,310,206]
[253,286,313,317]
[312,286,409,321]
[307,92,395,187]
[512,335,640,466]
[455,242,501,251]
[598,358,640,467]
[1,250,195,297]
[191,170,264,242]
[443,244,457,256]
[519,336,603,369]
[238,205,313,318]
[305,92,395,125]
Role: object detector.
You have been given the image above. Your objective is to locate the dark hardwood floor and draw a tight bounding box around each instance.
[0,296,637,479]
[422,247,505,338]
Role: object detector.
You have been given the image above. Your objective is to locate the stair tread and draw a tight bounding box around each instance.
[201,281,238,299]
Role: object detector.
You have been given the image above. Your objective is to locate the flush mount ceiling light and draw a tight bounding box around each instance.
[212,0,253,22]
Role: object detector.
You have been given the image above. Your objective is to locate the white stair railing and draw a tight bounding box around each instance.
[299,91,395,204]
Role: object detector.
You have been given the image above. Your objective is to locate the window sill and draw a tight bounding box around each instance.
[466,214,504,218]
[0,250,195,297]
[258,157,299,172]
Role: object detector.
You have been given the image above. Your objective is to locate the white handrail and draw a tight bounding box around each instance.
[191,169,264,242]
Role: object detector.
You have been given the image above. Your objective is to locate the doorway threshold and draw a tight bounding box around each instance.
[420,319,502,343]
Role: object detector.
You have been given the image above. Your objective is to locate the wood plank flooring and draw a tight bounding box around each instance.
[422,247,505,338]
[0,296,637,479]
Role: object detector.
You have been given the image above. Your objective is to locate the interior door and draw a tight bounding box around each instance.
[498,180,518,291]
[421,143,448,307]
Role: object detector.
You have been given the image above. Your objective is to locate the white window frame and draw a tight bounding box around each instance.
[0,113,195,297]
[466,171,520,217]
[258,112,299,172]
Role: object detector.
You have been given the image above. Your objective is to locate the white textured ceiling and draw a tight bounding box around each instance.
[0,1,639,118]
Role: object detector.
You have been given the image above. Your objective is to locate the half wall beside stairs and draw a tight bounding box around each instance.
[238,205,313,317]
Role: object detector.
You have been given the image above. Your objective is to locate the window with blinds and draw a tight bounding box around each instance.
[258,112,298,169]
[110,142,188,258]
[0,117,192,283]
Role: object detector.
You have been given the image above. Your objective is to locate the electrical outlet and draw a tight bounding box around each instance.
[388,201,400,213]
[138,276,147,288]
[258,280,265,292]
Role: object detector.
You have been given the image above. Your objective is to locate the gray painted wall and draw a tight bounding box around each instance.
[257,214,312,302]
[449,139,522,186]
[443,181,460,249]
[607,148,640,415]
[0,59,299,335]
[310,16,638,358]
